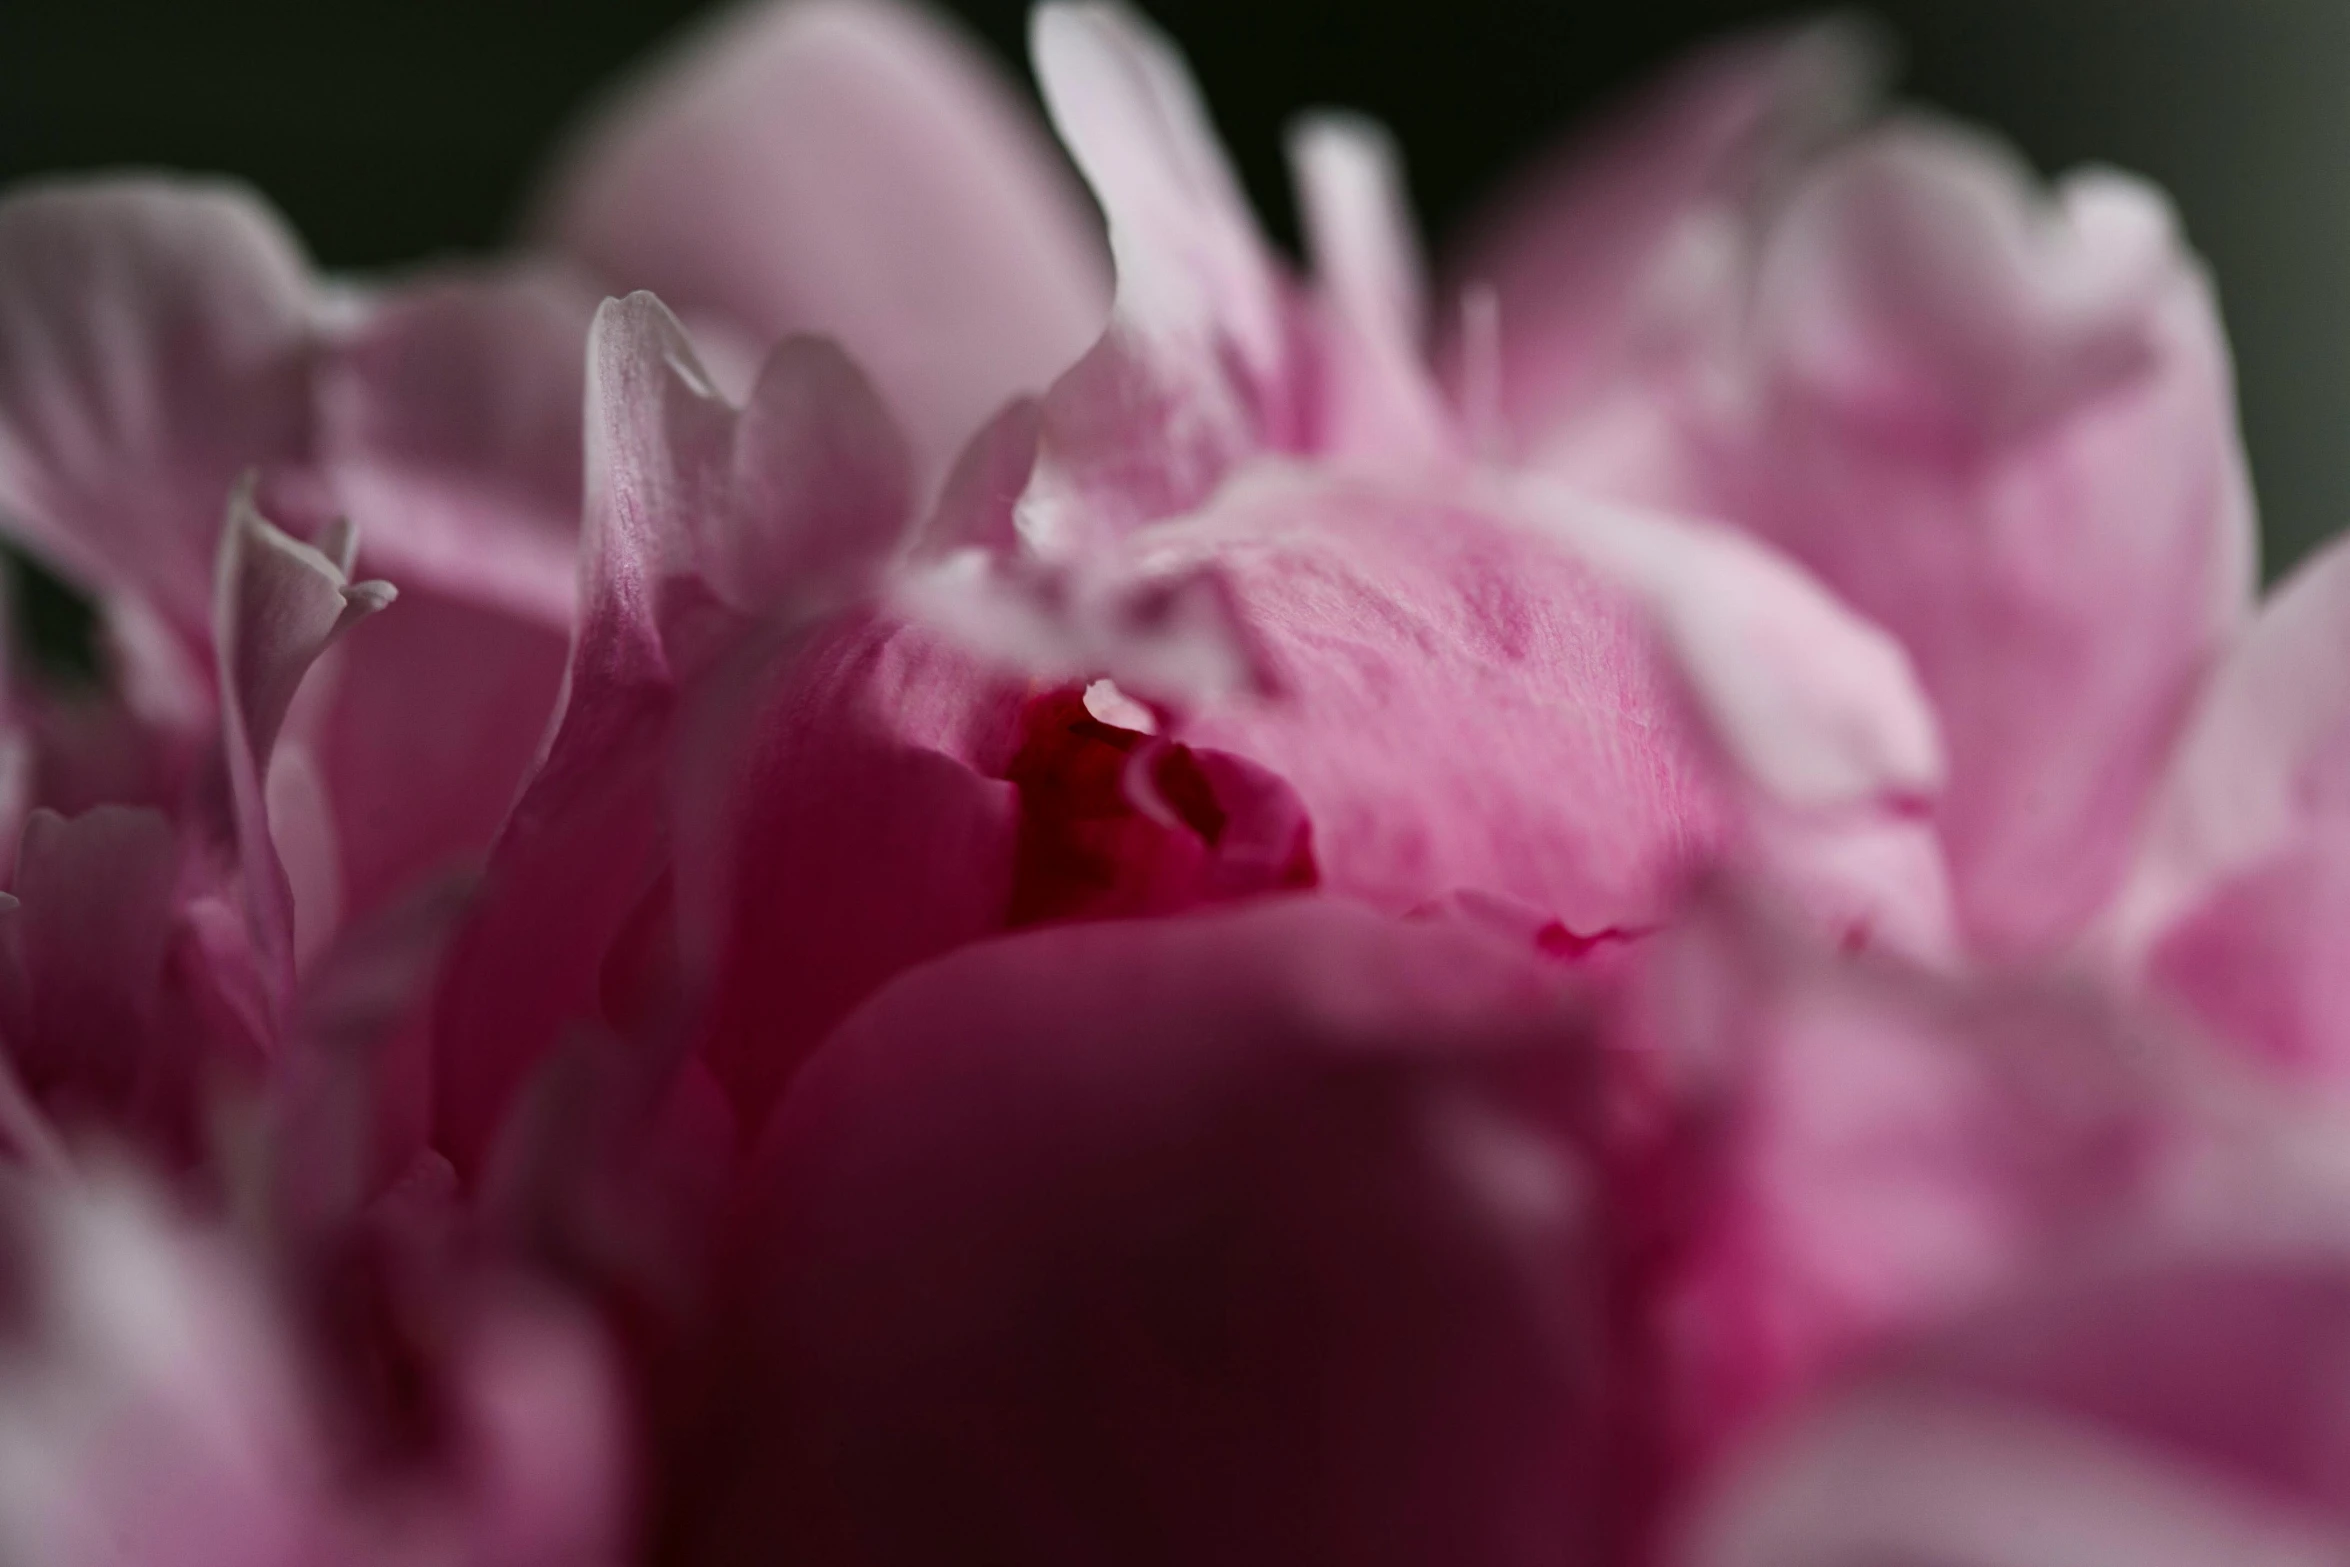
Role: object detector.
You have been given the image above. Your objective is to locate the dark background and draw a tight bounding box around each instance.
[5,0,2346,572]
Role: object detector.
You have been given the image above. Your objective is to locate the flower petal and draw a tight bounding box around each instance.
[1018,1,1301,550]
[675,899,1605,1567]
[536,0,1109,492]
[0,178,314,643]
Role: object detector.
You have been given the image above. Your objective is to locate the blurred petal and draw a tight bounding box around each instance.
[1445,21,1874,451]
[1018,2,1302,550]
[1728,122,2256,955]
[537,0,1110,491]
[315,264,599,629]
[1288,112,1456,467]
[0,178,315,643]
[674,899,1605,1567]
[2112,531,2350,958]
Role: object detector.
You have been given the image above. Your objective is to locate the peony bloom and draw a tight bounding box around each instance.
[0,1,2343,1563]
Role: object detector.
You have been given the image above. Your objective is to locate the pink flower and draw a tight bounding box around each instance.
[0,1,2339,1563]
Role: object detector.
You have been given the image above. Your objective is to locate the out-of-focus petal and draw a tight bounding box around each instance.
[536,0,1110,492]
[2111,532,2350,959]
[0,1171,334,1567]
[1288,113,1456,468]
[1444,21,1875,452]
[672,899,1606,1567]
[1018,2,1302,551]
[1619,884,2230,1469]
[2146,834,2350,1089]
[315,264,599,630]
[1685,1243,2350,1567]
[1728,122,2256,956]
[0,178,316,645]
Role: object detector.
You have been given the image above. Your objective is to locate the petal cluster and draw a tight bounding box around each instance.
[0,2,2334,1563]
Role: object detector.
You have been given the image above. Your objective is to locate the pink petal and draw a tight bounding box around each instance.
[1619,883,2226,1469]
[1502,477,1942,814]
[432,293,911,1174]
[535,0,1110,492]
[315,264,599,630]
[2146,833,2350,1088]
[1688,1247,2350,1566]
[1443,22,1875,455]
[1724,122,2256,956]
[2112,530,2350,959]
[1287,113,1457,468]
[677,898,1605,1567]
[1018,1,1302,550]
[1151,470,1724,937]
[210,485,394,1012]
[0,178,315,646]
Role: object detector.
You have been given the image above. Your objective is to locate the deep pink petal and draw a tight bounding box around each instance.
[0,178,315,645]
[315,264,599,630]
[671,899,1606,1567]
[536,0,1109,492]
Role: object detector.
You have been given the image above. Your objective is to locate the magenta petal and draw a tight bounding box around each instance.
[315,584,570,926]
[1728,123,2256,956]
[0,178,316,644]
[1019,2,1303,550]
[675,899,1605,1567]
[536,0,1109,492]
[315,264,599,630]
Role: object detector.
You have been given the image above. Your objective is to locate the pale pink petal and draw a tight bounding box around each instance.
[918,394,1040,555]
[211,486,394,1011]
[1621,884,2227,1466]
[1444,21,1875,453]
[1688,1244,2350,1566]
[0,178,315,645]
[2111,531,2350,958]
[1018,1,1303,550]
[677,899,1602,1566]
[1287,113,1456,468]
[1502,477,1942,814]
[536,0,1110,491]
[1725,122,2256,956]
[0,1171,335,1567]
[315,264,599,630]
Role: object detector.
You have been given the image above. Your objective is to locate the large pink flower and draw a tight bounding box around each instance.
[0,2,2338,1563]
